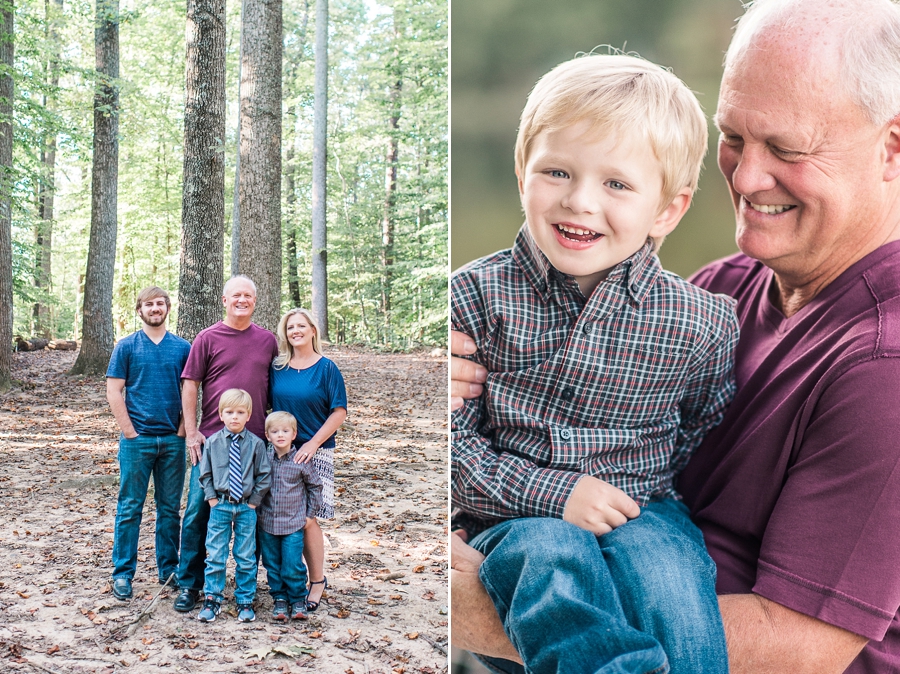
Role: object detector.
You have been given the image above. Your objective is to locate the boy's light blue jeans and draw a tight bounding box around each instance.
[259,528,309,605]
[202,501,258,605]
[112,434,185,582]
[470,499,728,674]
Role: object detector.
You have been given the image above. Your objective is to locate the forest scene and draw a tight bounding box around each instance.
[0,0,449,671]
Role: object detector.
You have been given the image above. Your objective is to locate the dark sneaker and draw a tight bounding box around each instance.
[272,598,288,622]
[174,588,201,612]
[237,604,256,623]
[112,577,132,601]
[290,601,308,620]
[197,596,221,623]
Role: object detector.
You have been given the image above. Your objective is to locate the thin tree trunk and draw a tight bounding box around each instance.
[380,10,401,343]
[284,0,308,311]
[310,0,328,340]
[0,0,13,391]
[178,0,226,342]
[71,0,119,375]
[33,0,62,339]
[237,0,282,332]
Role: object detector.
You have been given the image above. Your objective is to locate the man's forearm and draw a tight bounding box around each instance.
[720,593,867,674]
[450,567,523,663]
[181,379,199,435]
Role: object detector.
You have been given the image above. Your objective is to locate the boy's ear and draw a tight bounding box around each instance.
[649,188,692,239]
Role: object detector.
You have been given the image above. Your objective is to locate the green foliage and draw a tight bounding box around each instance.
[9,0,447,348]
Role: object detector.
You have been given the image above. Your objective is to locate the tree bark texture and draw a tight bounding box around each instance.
[178,0,226,342]
[238,0,282,332]
[380,14,401,340]
[310,0,328,340]
[0,0,13,391]
[32,0,62,338]
[230,0,245,278]
[71,0,118,375]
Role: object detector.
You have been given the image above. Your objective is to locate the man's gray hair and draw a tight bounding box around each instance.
[223,274,257,297]
[726,0,900,125]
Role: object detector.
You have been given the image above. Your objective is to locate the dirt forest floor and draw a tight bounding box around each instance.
[0,347,449,674]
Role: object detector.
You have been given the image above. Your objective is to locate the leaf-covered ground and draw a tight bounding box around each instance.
[0,347,448,673]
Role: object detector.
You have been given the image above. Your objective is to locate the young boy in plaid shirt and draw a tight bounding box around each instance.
[451,54,739,674]
[258,411,323,622]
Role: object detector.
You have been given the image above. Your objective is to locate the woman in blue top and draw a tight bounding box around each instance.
[270,308,348,612]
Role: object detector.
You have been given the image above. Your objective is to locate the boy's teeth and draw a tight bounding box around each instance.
[749,202,793,215]
[557,224,596,236]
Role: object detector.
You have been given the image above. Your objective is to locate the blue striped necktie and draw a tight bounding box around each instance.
[228,433,243,501]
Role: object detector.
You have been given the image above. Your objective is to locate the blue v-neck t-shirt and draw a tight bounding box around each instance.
[106,330,192,436]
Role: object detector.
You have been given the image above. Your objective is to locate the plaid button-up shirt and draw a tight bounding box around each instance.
[258,446,324,536]
[451,226,739,535]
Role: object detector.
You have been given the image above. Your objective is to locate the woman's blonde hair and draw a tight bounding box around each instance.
[274,308,322,369]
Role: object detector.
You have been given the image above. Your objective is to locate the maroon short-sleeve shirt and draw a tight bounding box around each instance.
[181,321,278,439]
[680,241,900,672]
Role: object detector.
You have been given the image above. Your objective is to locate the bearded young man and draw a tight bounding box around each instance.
[106,286,191,600]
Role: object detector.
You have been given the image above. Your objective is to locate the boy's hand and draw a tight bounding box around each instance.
[248,503,256,509]
[208,498,219,507]
[563,475,641,535]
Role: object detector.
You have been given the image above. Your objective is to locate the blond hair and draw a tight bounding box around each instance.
[515,52,708,216]
[265,411,297,434]
[218,388,252,416]
[273,308,323,370]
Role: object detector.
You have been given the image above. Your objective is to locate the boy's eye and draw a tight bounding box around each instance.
[606,180,627,191]
[547,169,568,179]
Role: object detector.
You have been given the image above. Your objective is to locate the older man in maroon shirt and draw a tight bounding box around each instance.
[450,0,900,671]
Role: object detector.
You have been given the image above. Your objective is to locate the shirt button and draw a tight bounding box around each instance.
[582,323,592,335]
[560,386,575,401]
[560,429,572,440]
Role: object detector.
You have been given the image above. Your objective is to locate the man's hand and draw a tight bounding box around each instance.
[123,430,139,440]
[450,330,487,411]
[187,430,206,465]
[450,531,523,663]
[563,475,641,535]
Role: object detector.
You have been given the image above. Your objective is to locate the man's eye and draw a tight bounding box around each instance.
[719,133,742,147]
[606,180,626,190]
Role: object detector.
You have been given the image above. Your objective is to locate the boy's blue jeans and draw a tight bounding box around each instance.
[203,501,258,605]
[112,434,185,582]
[259,528,309,605]
[470,499,728,674]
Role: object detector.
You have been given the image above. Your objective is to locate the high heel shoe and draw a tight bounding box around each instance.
[306,576,329,612]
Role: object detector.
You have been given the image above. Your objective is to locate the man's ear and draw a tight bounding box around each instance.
[649,189,693,240]
[883,116,900,182]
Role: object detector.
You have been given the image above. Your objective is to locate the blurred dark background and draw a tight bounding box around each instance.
[450,0,746,279]
[450,2,746,671]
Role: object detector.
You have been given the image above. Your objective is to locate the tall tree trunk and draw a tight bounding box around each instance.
[284,0,308,311]
[33,0,62,339]
[380,22,401,343]
[237,0,282,332]
[178,0,226,341]
[0,0,13,392]
[310,0,328,340]
[230,0,244,277]
[71,0,119,375]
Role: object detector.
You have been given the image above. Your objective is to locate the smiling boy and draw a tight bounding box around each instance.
[451,54,740,673]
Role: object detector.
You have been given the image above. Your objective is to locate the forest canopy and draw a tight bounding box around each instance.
[8,0,447,349]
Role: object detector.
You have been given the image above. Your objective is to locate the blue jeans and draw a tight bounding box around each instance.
[203,501,258,604]
[471,499,727,674]
[177,462,209,591]
[259,528,309,604]
[112,434,185,582]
